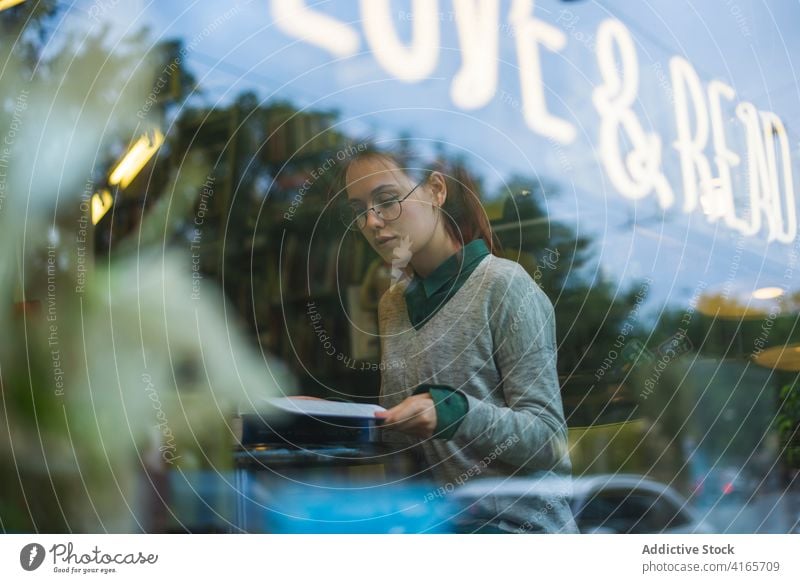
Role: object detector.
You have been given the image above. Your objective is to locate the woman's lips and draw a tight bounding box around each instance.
[376,236,396,247]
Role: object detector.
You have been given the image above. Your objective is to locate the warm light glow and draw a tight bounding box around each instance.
[760,111,796,243]
[663,56,797,243]
[752,287,785,300]
[451,0,500,110]
[753,344,800,371]
[707,80,740,223]
[108,130,164,189]
[91,190,113,225]
[671,56,712,214]
[272,0,358,58]
[697,283,786,319]
[699,178,724,217]
[0,0,27,12]
[362,0,440,82]
[512,0,576,144]
[593,19,673,207]
[272,4,800,244]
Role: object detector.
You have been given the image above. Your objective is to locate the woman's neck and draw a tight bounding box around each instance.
[409,229,462,279]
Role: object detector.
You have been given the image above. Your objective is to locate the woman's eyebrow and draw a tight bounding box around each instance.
[348,184,399,205]
[369,183,398,197]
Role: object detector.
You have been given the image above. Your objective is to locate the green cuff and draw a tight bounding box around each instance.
[412,384,469,440]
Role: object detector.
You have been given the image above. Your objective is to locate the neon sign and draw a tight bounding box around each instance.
[272,0,797,243]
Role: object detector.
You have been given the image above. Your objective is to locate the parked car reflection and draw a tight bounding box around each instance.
[690,466,759,506]
[453,474,716,534]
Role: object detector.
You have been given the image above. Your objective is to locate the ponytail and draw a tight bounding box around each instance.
[433,159,501,255]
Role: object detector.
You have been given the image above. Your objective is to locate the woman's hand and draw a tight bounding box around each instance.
[375,393,437,439]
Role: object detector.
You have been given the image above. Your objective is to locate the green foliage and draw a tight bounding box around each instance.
[776,383,800,469]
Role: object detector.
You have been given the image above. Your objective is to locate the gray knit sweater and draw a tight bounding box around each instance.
[378,254,578,533]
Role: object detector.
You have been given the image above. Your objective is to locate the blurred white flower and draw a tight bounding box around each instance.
[390,235,413,285]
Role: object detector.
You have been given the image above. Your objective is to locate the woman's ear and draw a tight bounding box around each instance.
[427,171,447,208]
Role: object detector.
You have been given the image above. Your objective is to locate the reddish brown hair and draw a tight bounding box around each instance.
[333,143,501,254]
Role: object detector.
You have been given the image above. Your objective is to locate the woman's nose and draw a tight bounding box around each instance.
[364,208,385,229]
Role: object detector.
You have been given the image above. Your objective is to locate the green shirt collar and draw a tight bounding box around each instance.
[408,238,490,298]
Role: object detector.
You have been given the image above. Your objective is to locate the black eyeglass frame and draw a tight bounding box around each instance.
[340,177,427,231]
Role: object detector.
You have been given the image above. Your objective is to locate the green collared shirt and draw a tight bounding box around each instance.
[404,238,491,330]
[404,239,490,439]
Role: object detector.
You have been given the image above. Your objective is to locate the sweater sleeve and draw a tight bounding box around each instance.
[412,384,469,440]
[452,265,571,473]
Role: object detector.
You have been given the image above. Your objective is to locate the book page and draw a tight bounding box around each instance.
[266,397,386,418]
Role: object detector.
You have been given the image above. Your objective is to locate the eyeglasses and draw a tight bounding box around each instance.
[340,179,426,232]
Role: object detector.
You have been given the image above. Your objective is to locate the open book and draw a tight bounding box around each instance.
[266,397,386,419]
